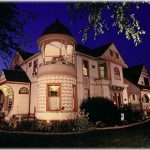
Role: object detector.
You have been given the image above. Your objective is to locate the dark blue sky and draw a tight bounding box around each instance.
[3,2,150,71]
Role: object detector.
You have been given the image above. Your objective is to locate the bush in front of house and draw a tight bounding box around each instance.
[15,113,89,133]
[80,97,121,126]
[121,104,144,123]
[17,119,38,131]
[50,120,74,132]
[0,112,5,122]
[0,112,13,130]
[73,114,89,132]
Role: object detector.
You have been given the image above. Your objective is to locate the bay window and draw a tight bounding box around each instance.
[47,84,61,111]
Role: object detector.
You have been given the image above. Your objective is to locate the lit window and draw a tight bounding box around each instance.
[99,63,107,79]
[114,67,121,80]
[19,87,29,94]
[83,60,89,76]
[47,84,61,111]
[8,95,13,111]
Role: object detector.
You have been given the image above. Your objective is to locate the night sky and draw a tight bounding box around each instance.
[1,2,150,71]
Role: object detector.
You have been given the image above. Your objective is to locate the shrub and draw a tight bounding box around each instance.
[50,120,74,132]
[36,120,52,132]
[0,112,12,130]
[121,104,144,123]
[0,121,12,130]
[80,97,121,126]
[0,112,5,122]
[17,119,38,131]
[73,114,89,132]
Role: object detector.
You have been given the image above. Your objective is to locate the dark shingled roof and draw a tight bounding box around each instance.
[42,19,72,36]
[3,69,30,83]
[18,50,34,61]
[123,64,144,85]
[76,42,112,57]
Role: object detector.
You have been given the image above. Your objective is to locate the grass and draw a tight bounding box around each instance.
[0,120,150,148]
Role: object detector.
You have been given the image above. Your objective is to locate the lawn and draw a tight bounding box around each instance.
[0,120,150,148]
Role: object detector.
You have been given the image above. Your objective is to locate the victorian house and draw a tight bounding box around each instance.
[0,20,149,120]
[123,65,150,116]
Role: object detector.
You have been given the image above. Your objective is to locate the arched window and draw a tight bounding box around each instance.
[142,94,149,103]
[114,67,121,80]
[19,87,29,94]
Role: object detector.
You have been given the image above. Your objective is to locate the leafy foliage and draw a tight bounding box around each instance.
[16,115,89,133]
[80,97,121,126]
[121,104,144,123]
[68,2,147,46]
[0,3,36,68]
[17,119,38,131]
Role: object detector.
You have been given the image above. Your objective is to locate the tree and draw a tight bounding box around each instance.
[80,97,121,126]
[68,2,147,46]
[0,3,35,68]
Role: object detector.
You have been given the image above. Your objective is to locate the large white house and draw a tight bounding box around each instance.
[0,20,150,120]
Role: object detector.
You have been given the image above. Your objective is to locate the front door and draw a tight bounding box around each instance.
[112,91,122,108]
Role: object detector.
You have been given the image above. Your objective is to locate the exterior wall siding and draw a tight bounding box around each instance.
[6,83,30,119]
[36,75,76,120]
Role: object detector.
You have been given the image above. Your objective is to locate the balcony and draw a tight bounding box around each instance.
[95,78,110,85]
[38,58,76,77]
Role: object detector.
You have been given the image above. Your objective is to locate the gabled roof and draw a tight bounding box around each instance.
[18,50,34,61]
[76,42,112,57]
[42,19,72,36]
[123,64,144,85]
[3,69,30,83]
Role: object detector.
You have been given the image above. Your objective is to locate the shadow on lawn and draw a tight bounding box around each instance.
[0,120,150,148]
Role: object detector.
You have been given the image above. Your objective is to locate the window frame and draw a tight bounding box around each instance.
[46,83,61,111]
[114,67,121,80]
[19,87,29,94]
[83,88,90,100]
[109,49,113,57]
[142,94,149,103]
[98,62,107,79]
[29,62,32,67]
[116,53,119,59]
[82,59,89,77]
[33,59,38,76]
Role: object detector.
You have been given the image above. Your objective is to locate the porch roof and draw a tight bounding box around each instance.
[3,69,30,83]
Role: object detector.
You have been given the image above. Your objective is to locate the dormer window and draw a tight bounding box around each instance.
[109,50,113,57]
[116,53,119,59]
